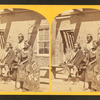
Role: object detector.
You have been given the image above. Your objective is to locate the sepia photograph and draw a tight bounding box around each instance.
[51,8,100,92]
[0,8,49,92]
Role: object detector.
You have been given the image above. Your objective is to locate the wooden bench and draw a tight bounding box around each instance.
[51,62,87,80]
[51,65,65,79]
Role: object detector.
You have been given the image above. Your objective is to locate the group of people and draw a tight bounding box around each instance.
[0,33,39,91]
[63,33,100,91]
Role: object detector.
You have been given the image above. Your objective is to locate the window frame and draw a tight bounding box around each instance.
[60,29,74,49]
[37,28,49,56]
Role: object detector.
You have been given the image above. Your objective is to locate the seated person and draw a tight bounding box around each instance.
[63,42,85,79]
[0,42,16,82]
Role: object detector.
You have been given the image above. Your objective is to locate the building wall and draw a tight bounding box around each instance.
[0,9,49,67]
[51,19,56,65]
[51,11,100,66]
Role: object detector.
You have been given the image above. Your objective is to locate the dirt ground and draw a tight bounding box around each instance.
[51,68,90,92]
[0,67,49,92]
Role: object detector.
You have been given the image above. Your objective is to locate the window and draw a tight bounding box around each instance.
[0,29,5,49]
[60,30,74,53]
[37,28,49,56]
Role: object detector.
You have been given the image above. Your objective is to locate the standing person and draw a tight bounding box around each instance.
[15,33,24,63]
[17,40,39,91]
[16,40,31,90]
[85,40,98,90]
[16,33,24,52]
[84,33,93,63]
[83,34,93,89]
[91,32,100,91]
[0,42,16,83]
[86,34,93,51]
[23,40,39,91]
[15,33,25,89]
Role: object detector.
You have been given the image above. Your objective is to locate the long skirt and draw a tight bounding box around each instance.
[91,64,100,91]
[23,62,40,91]
[17,62,28,82]
[85,62,97,83]
[91,73,100,91]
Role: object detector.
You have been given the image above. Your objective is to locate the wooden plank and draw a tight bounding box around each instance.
[63,31,69,49]
[60,31,67,48]
[71,32,74,49]
[69,32,74,49]
[1,35,5,49]
[0,35,2,49]
[51,67,56,79]
[56,69,63,73]
[51,65,61,68]
[65,31,70,48]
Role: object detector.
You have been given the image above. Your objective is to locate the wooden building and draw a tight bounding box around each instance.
[0,8,49,68]
[51,8,100,78]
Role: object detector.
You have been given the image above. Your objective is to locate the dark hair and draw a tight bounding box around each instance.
[24,40,31,46]
[93,40,98,44]
[18,33,24,40]
[75,42,81,49]
[87,33,93,40]
[94,40,99,46]
[6,42,13,49]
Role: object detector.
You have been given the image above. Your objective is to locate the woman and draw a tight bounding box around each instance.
[17,40,40,91]
[23,41,40,91]
[85,40,98,90]
[91,33,100,91]
[16,40,32,89]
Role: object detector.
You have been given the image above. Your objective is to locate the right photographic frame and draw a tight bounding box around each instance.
[51,8,100,92]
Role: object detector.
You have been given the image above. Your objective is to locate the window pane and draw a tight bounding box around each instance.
[39,29,43,32]
[44,29,49,35]
[39,48,49,54]
[38,28,49,55]
[39,35,43,41]
[39,29,43,35]
[39,48,44,54]
[44,42,49,48]
[44,35,49,40]
[39,43,44,48]
[44,48,49,54]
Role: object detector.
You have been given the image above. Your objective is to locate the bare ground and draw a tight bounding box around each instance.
[51,68,90,92]
[0,67,49,92]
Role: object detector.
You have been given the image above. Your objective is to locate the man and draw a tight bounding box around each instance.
[83,34,93,68]
[15,33,24,63]
[64,42,85,78]
[70,43,85,76]
[0,42,15,82]
[14,33,25,88]
[16,33,24,52]
[85,33,93,51]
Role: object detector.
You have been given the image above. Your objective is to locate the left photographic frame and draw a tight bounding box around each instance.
[0,8,49,92]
